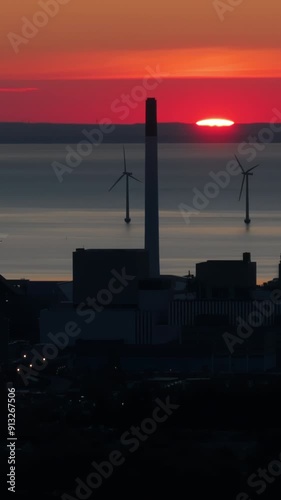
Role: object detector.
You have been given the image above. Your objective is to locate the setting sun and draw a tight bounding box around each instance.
[196,119,235,127]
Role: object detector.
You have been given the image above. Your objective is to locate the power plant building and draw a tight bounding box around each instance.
[37,99,281,372]
[196,252,256,299]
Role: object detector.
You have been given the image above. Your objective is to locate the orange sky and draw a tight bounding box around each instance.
[0,0,281,121]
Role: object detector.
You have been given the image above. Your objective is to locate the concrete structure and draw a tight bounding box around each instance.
[145,98,160,277]
[169,299,281,327]
[196,253,256,299]
[40,276,185,347]
[39,276,281,371]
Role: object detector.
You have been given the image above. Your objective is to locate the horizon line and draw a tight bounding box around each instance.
[0,121,280,126]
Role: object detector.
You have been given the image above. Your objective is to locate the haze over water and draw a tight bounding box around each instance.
[0,143,280,283]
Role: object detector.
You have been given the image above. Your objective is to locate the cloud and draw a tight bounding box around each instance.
[0,88,38,93]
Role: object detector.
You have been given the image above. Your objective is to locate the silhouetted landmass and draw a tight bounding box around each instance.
[0,122,281,143]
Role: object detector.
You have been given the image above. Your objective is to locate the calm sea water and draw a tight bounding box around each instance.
[0,143,280,282]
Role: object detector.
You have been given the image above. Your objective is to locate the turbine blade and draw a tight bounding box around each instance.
[239,176,246,201]
[123,146,127,173]
[130,175,142,183]
[235,155,245,173]
[108,174,125,192]
[246,164,259,173]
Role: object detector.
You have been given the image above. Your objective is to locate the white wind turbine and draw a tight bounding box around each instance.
[235,155,259,225]
[109,146,141,224]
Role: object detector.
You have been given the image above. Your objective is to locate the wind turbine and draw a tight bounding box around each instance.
[235,155,259,225]
[109,147,141,224]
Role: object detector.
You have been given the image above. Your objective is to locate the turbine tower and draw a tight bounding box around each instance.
[109,146,141,224]
[145,98,160,277]
[236,155,259,225]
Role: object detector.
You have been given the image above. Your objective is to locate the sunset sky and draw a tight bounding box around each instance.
[1,0,281,123]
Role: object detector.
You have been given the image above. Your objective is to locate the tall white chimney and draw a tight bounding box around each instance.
[145,98,160,277]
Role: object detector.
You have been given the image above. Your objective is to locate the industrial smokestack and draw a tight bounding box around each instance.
[145,98,160,277]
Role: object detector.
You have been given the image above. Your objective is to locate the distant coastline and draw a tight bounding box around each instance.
[1,123,281,143]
